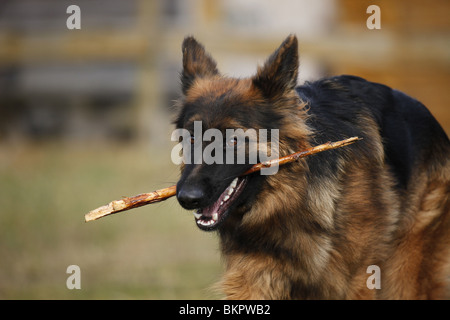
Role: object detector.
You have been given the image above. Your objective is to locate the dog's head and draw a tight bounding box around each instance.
[174,35,310,231]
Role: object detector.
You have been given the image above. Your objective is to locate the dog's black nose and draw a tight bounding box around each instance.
[177,186,206,209]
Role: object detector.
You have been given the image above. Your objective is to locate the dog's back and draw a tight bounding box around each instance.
[299,75,449,191]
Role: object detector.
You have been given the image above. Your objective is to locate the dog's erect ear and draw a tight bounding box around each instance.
[252,35,299,99]
[181,36,219,95]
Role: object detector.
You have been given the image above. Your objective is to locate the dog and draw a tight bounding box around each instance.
[173,35,450,299]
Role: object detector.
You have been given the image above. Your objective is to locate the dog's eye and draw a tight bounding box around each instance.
[226,136,238,148]
[190,135,195,144]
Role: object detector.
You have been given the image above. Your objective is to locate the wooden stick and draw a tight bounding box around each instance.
[242,136,361,175]
[85,185,177,222]
[85,136,360,222]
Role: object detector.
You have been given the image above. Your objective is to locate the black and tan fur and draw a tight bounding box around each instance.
[174,35,450,299]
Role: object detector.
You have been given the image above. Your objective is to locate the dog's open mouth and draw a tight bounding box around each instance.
[193,176,247,231]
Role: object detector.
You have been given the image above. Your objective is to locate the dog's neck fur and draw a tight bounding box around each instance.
[216,110,337,299]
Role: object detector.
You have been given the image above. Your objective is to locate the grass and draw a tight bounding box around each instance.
[0,142,222,299]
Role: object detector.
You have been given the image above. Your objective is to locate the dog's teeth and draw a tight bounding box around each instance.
[193,211,202,219]
[220,201,223,206]
[196,218,217,227]
[224,195,230,201]
[231,178,238,188]
[212,213,218,221]
[227,187,234,195]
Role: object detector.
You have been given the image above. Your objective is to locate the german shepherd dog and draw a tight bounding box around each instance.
[174,35,450,299]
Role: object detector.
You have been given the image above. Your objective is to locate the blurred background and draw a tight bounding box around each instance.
[0,0,448,299]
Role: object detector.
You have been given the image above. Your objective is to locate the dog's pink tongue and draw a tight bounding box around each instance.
[200,200,221,217]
